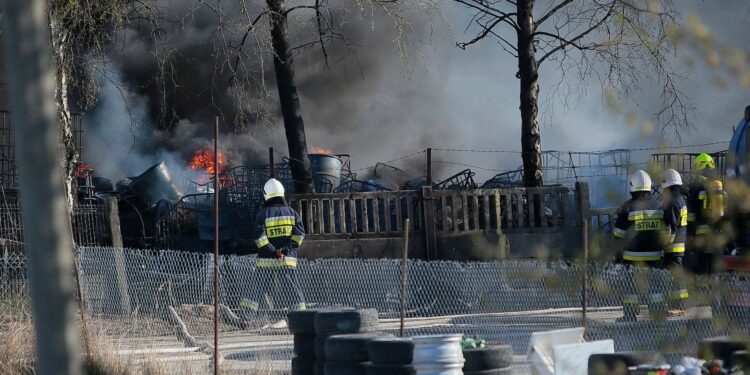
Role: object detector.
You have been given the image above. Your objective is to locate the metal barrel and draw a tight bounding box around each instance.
[412,334,465,375]
[309,154,343,193]
[129,162,182,209]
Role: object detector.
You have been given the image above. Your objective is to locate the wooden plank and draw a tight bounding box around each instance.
[471,194,480,231]
[328,198,336,235]
[562,191,571,227]
[483,194,490,231]
[305,200,314,234]
[372,197,381,233]
[451,194,459,233]
[362,198,370,233]
[461,192,469,232]
[514,193,523,229]
[421,187,438,260]
[396,197,403,232]
[383,197,391,233]
[349,198,358,234]
[339,198,346,234]
[441,195,449,233]
[528,192,536,229]
[316,199,324,234]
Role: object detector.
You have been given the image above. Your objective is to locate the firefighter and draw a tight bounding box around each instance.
[686,153,726,275]
[241,178,306,324]
[660,169,689,312]
[613,170,668,322]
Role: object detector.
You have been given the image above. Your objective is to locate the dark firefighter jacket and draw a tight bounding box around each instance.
[613,191,667,262]
[254,197,305,268]
[662,186,688,255]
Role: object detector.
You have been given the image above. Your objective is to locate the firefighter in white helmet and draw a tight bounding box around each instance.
[613,170,669,322]
[240,178,306,324]
[660,169,689,313]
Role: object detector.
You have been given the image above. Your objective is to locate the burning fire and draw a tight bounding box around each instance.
[309,146,334,155]
[188,149,229,174]
[76,162,93,178]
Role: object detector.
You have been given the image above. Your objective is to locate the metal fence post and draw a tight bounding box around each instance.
[269,147,275,178]
[575,182,591,333]
[400,218,410,337]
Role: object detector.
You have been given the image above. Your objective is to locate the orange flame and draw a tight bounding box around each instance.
[309,146,333,155]
[76,162,93,178]
[188,149,229,174]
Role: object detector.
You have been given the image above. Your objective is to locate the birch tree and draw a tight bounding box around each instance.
[453,0,688,187]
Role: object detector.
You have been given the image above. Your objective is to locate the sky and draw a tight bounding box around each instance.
[1,0,749,187]
[291,0,750,182]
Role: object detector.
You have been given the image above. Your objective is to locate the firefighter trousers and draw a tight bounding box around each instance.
[241,266,306,320]
[620,260,665,320]
[663,253,688,310]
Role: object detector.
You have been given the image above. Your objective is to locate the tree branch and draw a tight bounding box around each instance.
[535,2,616,65]
[457,13,517,50]
[452,0,519,31]
[536,0,573,26]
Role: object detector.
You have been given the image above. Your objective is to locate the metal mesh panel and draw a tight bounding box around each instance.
[4,247,750,373]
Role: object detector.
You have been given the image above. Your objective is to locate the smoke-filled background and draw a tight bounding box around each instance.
[0,0,748,198]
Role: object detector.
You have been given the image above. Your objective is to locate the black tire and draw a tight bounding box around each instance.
[463,345,513,371]
[314,360,325,375]
[734,350,750,370]
[315,308,379,336]
[588,353,646,375]
[315,335,327,360]
[294,334,316,357]
[367,337,414,365]
[326,333,390,362]
[291,356,315,375]
[464,368,512,375]
[699,337,750,368]
[288,310,321,335]
[366,363,415,375]
[324,361,368,375]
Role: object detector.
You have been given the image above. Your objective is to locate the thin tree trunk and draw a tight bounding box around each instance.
[2,1,83,374]
[49,16,78,212]
[267,0,315,193]
[517,0,543,187]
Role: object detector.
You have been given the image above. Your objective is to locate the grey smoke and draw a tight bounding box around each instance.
[64,0,750,194]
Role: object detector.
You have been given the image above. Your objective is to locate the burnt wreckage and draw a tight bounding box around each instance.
[1,112,667,260]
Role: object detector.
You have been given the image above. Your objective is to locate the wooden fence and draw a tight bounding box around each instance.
[288,185,578,259]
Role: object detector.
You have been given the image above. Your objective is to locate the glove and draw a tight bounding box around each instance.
[275,250,285,259]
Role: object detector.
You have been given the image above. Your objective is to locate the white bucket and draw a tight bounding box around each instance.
[412,334,465,375]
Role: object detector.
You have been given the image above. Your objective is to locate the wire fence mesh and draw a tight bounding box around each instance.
[2,246,750,373]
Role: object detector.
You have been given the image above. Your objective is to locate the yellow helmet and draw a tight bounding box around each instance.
[694,153,715,170]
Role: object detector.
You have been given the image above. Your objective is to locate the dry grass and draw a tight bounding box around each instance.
[0,307,174,375]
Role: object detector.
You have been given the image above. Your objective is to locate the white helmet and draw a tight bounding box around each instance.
[629,170,652,192]
[263,178,285,201]
[661,168,683,188]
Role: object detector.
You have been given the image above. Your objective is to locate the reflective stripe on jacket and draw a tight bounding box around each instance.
[254,197,305,267]
[613,192,667,260]
[662,186,688,254]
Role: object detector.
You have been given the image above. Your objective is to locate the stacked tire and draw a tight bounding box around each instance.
[367,337,415,375]
[462,345,514,375]
[315,308,380,375]
[288,309,320,375]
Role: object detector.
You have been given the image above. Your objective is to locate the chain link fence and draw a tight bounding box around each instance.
[2,247,750,372]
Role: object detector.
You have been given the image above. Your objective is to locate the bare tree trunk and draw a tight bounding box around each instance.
[1,1,83,374]
[517,0,543,187]
[267,0,314,193]
[49,16,78,213]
